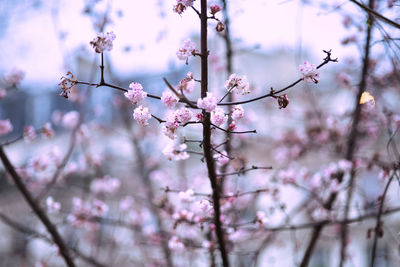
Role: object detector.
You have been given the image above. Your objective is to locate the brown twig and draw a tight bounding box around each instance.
[0,146,76,267]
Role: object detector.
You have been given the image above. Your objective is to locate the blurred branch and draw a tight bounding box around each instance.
[0,213,106,267]
[0,146,76,267]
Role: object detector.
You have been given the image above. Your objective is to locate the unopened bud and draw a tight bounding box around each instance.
[216,22,225,32]
[277,94,289,109]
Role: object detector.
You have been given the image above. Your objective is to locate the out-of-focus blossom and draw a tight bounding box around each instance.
[161,91,179,108]
[4,68,25,85]
[256,211,268,226]
[89,31,116,53]
[178,189,195,202]
[176,39,196,63]
[24,125,37,142]
[299,61,320,83]
[214,151,229,166]
[197,92,217,112]
[0,119,13,136]
[124,82,147,104]
[0,88,6,99]
[42,122,54,139]
[168,236,184,251]
[90,175,121,194]
[225,74,250,95]
[162,141,189,161]
[120,196,134,211]
[62,111,80,130]
[133,106,151,126]
[46,196,61,214]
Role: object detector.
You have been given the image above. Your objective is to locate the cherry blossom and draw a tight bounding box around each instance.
[209,4,221,15]
[211,107,227,126]
[162,113,180,139]
[214,151,229,166]
[23,125,37,142]
[90,175,121,195]
[162,141,189,161]
[176,39,196,63]
[177,72,195,94]
[0,88,6,99]
[0,119,13,136]
[175,107,193,123]
[231,105,244,121]
[42,122,54,139]
[62,111,80,130]
[173,0,195,15]
[133,105,151,126]
[161,91,179,108]
[225,74,250,95]
[197,92,217,112]
[255,211,268,226]
[178,189,195,202]
[299,61,320,83]
[124,82,147,104]
[46,196,61,214]
[4,67,25,85]
[89,31,116,53]
[168,236,184,251]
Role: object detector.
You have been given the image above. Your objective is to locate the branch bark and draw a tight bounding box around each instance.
[0,146,76,267]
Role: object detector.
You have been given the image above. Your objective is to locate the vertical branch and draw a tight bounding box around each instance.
[370,173,395,267]
[220,0,234,190]
[339,0,375,265]
[200,0,230,266]
[100,52,105,85]
[0,146,76,267]
[300,1,375,266]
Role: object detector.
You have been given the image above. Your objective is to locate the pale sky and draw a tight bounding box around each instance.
[0,0,360,88]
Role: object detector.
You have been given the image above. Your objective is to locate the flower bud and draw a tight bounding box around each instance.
[216,22,225,32]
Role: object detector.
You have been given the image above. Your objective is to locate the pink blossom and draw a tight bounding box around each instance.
[162,113,180,139]
[299,61,320,83]
[209,4,221,15]
[231,105,244,121]
[124,82,147,104]
[119,196,134,211]
[176,39,196,62]
[256,211,268,226]
[62,111,80,130]
[133,105,151,126]
[225,74,250,95]
[161,91,179,108]
[197,92,217,112]
[162,141,189,161]
[0,119,13,136]
[24,125,37,142]
[91,199,109,216]
[4,67,25,85]
[338,159,353,172]
[177,72,195,94]
[46,196,61,214]
[0,88,6,99]
[90,175,121,194]
[178,189,195,202]
[214,151,229,166]
[175,107,193,123]
[168,236,184,251]
[42,122,54,139]
[211,107,227,126]
[89,31,116,53]
[173,0,195,15]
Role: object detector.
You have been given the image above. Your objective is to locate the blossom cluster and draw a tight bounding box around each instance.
[173,0,195,15]
[89,31,116,53]
[299,61,320,83]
